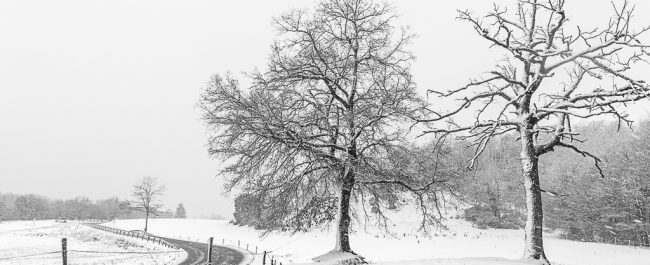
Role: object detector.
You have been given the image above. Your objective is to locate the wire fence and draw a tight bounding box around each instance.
[214,236,290,265]
[3,220,292,265]
[90,223,269,265]
[0,251,61,261]
[85,223,180,249]
[0,249,184,261]
[164,232,289,265]
[0,222,183,264]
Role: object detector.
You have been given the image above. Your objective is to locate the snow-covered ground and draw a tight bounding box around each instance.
[106,215,650,265]
[0,220,185,265]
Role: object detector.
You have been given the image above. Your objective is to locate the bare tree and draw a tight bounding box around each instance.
[201,0,452,256]
[420,0,650,263]
[132,176,166,233]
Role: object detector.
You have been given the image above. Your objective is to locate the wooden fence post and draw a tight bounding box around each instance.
[62,238,67,265]
[208,237,214,264]
[263,251,267,265]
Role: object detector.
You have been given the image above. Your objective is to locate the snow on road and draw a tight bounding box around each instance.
[0,220,186,265]
[107,217,650,265]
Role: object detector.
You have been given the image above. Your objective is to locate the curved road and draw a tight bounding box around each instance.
[86,224,246,265]
[161,237,245,265]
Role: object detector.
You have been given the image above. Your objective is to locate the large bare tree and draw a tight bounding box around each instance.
[201,0,452,256]
[132,176,166,233]
[420,0,649,263]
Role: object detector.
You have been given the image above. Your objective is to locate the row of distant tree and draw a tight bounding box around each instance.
[452,121,650,246]
[0,193,187,221]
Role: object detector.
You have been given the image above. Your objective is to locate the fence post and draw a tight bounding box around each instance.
[62,238,68,265]
[238,240,240,247]
[255,246,257,254]
[208,237,214,264]
[246,243,249,250]
[263,251,267,265]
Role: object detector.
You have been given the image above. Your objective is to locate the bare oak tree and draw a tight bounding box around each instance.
[201,0,452,256]
[132,176,166,233]
[420,0,649,263]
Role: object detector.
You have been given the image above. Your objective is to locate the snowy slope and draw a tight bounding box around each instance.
[106,215,650,265]
[0,220,185,265]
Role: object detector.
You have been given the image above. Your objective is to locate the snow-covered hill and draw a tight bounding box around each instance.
[106,216,650,265]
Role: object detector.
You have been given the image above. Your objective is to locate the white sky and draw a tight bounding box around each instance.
[1,0,649,218]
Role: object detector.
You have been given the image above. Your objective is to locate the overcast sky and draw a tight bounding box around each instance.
[1,0,649,218]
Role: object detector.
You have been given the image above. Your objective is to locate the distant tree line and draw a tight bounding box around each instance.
[0,193,184,222]
[0,194,122,221]
[451,121,650,247]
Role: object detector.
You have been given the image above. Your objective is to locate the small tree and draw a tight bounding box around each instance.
[421,0,649,263]
[175,203,187,218]
[132,176,166,233]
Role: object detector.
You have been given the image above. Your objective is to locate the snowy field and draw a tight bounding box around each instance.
[0,220,185,265]
[106,215,650,265]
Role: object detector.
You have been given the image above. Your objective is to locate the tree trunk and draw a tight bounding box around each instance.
[520,127,549,264]
[144,211,149,233]
[334,170,355,253]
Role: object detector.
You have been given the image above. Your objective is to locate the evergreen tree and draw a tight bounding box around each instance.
[175,203,187,218]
